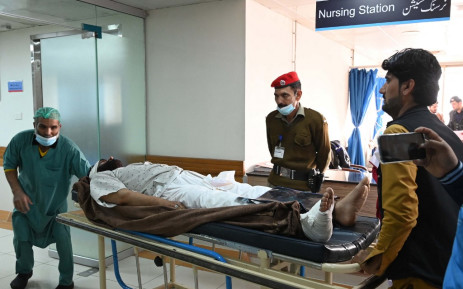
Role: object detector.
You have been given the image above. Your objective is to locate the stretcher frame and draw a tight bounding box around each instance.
[56,211,384,289]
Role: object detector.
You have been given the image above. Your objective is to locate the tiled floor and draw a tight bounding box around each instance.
[0,227,388,289]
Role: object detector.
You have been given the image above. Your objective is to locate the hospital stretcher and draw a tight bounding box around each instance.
[56,210,383,289]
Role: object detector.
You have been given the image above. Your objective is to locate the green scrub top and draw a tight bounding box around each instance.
[4,129,91,247]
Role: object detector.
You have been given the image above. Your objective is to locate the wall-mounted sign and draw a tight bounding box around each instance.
[82,23,102,39]
[316,0,451,31]
[8,80,23,92]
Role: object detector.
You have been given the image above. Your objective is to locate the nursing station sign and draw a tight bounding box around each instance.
[315,0,451,31]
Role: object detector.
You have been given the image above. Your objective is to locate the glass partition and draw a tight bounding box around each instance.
[95,12,146,165]
[41,34,100,162]
[27,3,146,266]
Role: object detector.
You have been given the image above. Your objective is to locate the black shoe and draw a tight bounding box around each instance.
[10,271,33,289]
[55,282,74,289]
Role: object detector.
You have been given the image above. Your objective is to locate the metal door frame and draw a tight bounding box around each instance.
[30,30,97,112]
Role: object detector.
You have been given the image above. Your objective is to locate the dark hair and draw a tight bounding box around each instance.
[276,80,302,95]
[381,48,441,106]
[97,158,124,172]
[450,96,462,103]
[288,80,301,94]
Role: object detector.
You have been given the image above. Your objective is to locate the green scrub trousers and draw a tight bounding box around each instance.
[12,208,74,286]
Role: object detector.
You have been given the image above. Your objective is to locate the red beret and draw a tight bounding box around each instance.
[271,71,299,88]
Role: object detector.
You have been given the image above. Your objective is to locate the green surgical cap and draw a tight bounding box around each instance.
[34,107,61,122]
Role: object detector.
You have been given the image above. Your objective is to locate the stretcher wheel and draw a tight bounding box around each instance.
[154,256,163,267]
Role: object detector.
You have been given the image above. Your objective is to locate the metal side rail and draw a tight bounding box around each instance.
[56,212,384,289]
[119,229,232,289]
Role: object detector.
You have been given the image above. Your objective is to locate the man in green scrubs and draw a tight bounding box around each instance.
[3,107,91,289]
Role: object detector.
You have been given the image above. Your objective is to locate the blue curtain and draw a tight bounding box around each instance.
[347,68,378,166]
[373,77,386,139]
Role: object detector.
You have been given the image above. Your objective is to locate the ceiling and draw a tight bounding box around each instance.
[1,0,463,65]
[251,0,463,65]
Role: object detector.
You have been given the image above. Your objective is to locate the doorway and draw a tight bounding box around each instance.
[30,18,146,266]
[32,30,101,162]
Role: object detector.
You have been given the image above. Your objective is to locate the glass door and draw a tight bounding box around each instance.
[32,31,104,265]
[39,33,101,163]
[32,30,136,266]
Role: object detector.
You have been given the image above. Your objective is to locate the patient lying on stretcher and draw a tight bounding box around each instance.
[88,158,369,242]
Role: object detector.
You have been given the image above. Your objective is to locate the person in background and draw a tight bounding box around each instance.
[428,101,444,123]
[448,96,463,131]
[413,126,462,289]
[266,71,331,192]
[3,107,91,289]
[355,48,463,289]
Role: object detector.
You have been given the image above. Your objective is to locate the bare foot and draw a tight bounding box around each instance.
[333,176,370,226]
[320,188,334,213]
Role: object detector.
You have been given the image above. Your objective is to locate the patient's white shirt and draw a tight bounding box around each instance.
[90,162,182,207]
[89,161,270,208]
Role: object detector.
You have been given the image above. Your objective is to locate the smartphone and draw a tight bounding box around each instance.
[377,132,426,163]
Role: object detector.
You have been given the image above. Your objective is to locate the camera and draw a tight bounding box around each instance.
[378,132,426,163]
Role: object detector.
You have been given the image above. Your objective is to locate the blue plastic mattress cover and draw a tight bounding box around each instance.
[190,215,380,263]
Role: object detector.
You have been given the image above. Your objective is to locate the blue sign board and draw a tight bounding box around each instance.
[316,0,451,31]
[8,81,23,92]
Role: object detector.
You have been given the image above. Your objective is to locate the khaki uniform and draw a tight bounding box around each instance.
[266,105,330,191]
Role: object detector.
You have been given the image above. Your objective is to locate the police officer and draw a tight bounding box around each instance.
[266,72,331,192]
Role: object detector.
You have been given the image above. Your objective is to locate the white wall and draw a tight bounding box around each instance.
[144,0,354,169]
[244,0,294,169]
[146,0,246,160]
[0,28,40,145]
[295,24,352,145]
[353,50,381,67]
[244,0,352,169]
[0,26,59,212]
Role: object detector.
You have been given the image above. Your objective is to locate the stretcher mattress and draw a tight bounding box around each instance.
[190,215,380,263]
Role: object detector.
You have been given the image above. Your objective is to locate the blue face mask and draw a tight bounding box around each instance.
[35,133,58,147]
[277,104,295,116]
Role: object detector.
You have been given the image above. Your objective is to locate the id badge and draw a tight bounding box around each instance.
[274,146,285,158]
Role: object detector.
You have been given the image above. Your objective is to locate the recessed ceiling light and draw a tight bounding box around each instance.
[401,30,420,34]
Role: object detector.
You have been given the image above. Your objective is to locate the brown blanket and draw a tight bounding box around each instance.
[74,177,305,238]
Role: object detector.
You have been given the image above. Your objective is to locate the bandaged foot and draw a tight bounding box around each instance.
[333,176,369,227]
[300,188,334,242]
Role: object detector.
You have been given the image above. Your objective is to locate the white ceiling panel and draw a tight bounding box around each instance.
[1,0,463,64]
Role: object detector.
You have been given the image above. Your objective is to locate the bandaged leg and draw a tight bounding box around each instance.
[300,189,334,242]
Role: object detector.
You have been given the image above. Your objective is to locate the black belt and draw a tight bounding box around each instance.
[273,165,309,181]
